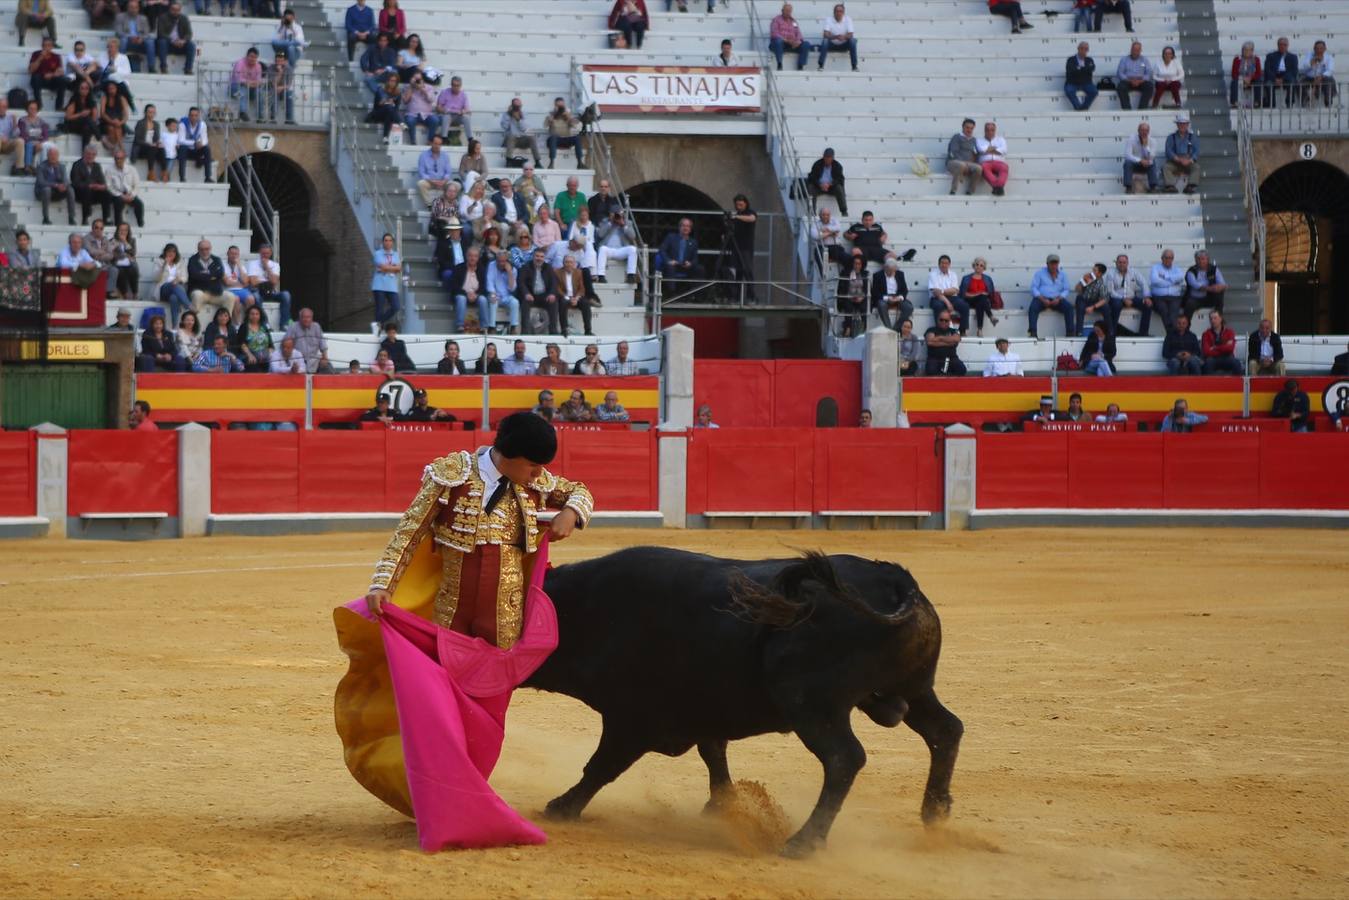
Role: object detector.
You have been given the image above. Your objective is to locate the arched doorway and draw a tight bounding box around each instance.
[1259,161,1349,333]
[226,153,330,322]
[626,180,723,266]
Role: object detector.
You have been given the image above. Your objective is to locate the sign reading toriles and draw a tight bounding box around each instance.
[581,65,761,113]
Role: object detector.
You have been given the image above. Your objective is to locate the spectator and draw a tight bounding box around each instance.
[129,399,156,430]
[1230,41,1261,107]
[928,255,968,335]
[71,146,113,227]
[476,207,507,256]
[1029,253,1074,338]
[983,337,1023,377]
[107,149,144,228]
[194,334,243,373]
[201,305,236,352]
[473,341,502,375]
[500,97,542,168]
[1093,0,1132,32]
[974,122,1009,196]
[560,389,593,422]
[108,306,134,331]
[414,133,452,205]
[155,1,195,76]
[1246,318,1289,375]
[1152,45,1183,108]
[1184,250,1225,318]
[713,39,739,67]
[987,0,1032,35]
[1065,41,1098,111]
[532,389,556,418]
[1201,310,1241,375]
[492,178,530,234]
[405,388,455,422]
[270,9,307,66]
[246,243,292,328]
[1063,393,1091,422]
[571,344,605,376]
[513,161,548,215]
[869,253,910,331]
[458,179,487,227]
[35,146,75,226]
[1104,253,1152,336]
[532,205,562,249]
[378,0,405,45]
[16,0,57,47]
[63,82,99,152]
[769,2,812,70]
[9,230,39,269]
[187,239,228,321]
[1095,402,1128,425]
[447,244,488,332]
[695,404,719,428]
[98,37,135,111]
[595,210,639,285]
[897,318,920,377]
[137,313,187,372]
[1159,399,1207,433]
[1115,41,1154,109]
[810,207,847,272]
[836,253,868,337]
[231,47,265,120]
[588,179,621,223]
[360,393,397,423]
[554,176,587,229]
[544,97,584,169]
[284,307,333,373]
[1163,313,1202,375]
[237,304,274,373]
[155,243,189,324]
[83,218,116,290]
[371,232,401,326]
[1300,40,1336,107]
[459,141,490,197]
[221,244,255,314]
[567,207,598,277]
[16,99,48,174]
[959,257,998,337]
[1271,379,1311,432]
[115,0,154,73]
[924,310,965,376]
[1263,37,1297,108]
[360,32,398,97]
[610,0,649,50]
[65,39,100,93]
[28,36,65,111]
[844,210,887,264]
[178,107,210,182]
[818,3,857,71]
[436,339,466,374]
[133,104,168,183]
[658,217,701,279]
[605,341,637,375]
[1163,114,1199,195]
[110,222,139,300]
[1070,0,1093,34]
[369,73,401,140]
[858,409,872,427]
[175,309,202,362]
[1330,341,1349,376]
[345,0,374,61]
[806,147,847,216]
[435,76,473,144]
[1023,395,1059,425]
[401,72,440,145]
[485,253,520,334]
[595,391,630,422]
[1079,320,1116,376]
[369,348,396,375]
[1148,248,1185,334]
[266,50,296,125]
[1122,121,1160,193]
[518,247,558,334]
[530,343,562,375]
[346,359,361,374]
[556,254,592,337]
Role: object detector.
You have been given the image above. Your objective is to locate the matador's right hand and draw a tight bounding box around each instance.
[366,589,391,617]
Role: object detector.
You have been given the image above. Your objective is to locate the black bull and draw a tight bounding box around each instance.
[523,546,963,856]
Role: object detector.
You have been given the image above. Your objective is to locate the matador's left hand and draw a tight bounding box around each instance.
[549,508,579,541]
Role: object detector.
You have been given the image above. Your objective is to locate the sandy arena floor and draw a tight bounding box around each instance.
[1,527,1346,899]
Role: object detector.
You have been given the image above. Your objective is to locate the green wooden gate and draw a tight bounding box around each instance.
[1,364,108,429]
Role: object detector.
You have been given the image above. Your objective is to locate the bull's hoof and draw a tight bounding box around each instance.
[702,786,737,816]
[921,793,952,826]
[780,831,823,859]
[543,796,584,821]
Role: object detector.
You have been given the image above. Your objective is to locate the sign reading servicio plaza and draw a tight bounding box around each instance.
[581,65,761,113]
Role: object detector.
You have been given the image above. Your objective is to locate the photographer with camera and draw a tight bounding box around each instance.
[722,194,757,300]
[499,96,542,168]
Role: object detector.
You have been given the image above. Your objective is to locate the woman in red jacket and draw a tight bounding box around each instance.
[1230,40,1262,107]
[378,0,406,48]
[609,0,650,49]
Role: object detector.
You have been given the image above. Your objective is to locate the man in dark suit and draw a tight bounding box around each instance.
[489,180,529,228]
[869,254,911,330]
[1263,37,1298,107]
[1330,341,1349,376]
[69,144,112,225]
[658,217,701,279]
[806,147,847,216]
[517,246,559,335]
[1247,318,1285,375]
[446,245,489,333]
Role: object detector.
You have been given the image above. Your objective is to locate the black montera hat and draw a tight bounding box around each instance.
[494,411,557,464]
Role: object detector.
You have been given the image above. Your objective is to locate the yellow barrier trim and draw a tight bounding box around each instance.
[312,388,484,409]
[135,388,307,411]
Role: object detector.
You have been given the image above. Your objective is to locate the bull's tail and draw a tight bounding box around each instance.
[726,552,915,629]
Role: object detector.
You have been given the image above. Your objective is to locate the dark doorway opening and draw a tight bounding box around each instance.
[1259,161,1349,334]
[626,180,723,265]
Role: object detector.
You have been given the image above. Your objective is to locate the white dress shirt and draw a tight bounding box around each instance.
[983,350,1024,377]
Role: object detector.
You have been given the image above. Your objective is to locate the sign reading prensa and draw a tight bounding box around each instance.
[582,65,761,113]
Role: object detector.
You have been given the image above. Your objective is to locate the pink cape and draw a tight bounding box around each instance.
[343,537,558,851]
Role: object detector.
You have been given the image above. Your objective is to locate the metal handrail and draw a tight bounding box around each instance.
[195,63,329,129]
[1234,100,1267,308]
[327,70,405,279]
[217,114,281,259]
[568,60,650,314]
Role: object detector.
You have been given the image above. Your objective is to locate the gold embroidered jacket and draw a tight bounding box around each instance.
[368,449,594,594]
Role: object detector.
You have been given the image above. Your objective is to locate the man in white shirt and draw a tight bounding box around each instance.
[818,3,857,71]
[57,233,97,271]
[222,244,256,314]
[927,254,967,334]
[106,149,144,228]
[810,207,847,271]
[269,336,305,373]
[97,37,135,109]
[1148,248,1186,335]
[501,339,535,375]
[1299,40,1335,106]
[975,122,1009,196]
[983,337,1024,377]
[1122,121,1161,193]
[245,243,293,328]
[178,106,211,182]
[713,39,739,66]
[606,340,640,375]
[65,41,101,89]
[594,210,638,284]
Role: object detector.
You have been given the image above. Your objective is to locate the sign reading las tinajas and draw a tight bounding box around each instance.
[582,65,761,113]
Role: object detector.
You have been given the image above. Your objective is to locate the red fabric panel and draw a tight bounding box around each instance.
[298,431,389,512]
[67,430,178,516]
[1066,433,1166,508]
[661,315,741,358]
[383,431,483,510]
[773,360,861,428]
[1258,433,1349,508]
[693,360,775,427]
[813,429,941,512]
[556,430,657,511]
[686,428,813,513]
[210,431,299,514]
[1162,433,1261,509]
[976,433,1068,509]
[0,431,36,517]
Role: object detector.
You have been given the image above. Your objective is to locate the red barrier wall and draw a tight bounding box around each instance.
[0,431,36,517]
[68,430,178,517]
[685,428,941,515]
[694,360,861,427]
[555,430,658,511]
